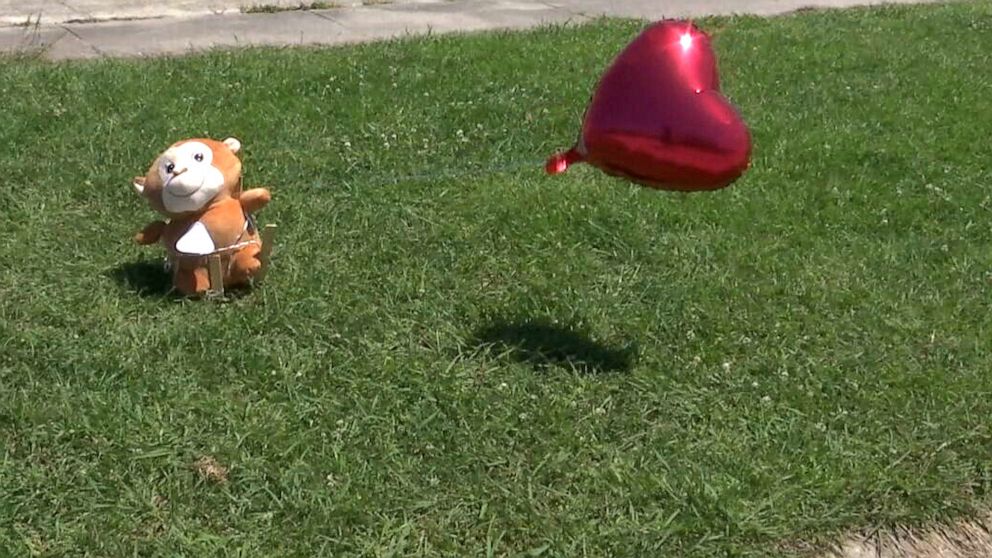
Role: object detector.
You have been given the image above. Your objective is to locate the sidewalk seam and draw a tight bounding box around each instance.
[57,0,88,21]
[61,24,104,57]
[304,8,346,27]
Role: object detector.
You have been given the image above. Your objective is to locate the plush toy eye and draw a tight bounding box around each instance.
[194,153,204,162]
[165,162,175,174]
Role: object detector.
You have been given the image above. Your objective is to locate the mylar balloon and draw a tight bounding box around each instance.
[546,20,752,191]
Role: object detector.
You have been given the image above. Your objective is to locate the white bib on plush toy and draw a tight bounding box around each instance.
[175,221,216,255]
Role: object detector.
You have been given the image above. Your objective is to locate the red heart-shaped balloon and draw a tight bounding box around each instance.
[546,20,751,192]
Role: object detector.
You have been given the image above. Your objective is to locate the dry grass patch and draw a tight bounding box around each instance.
[192,455,230,484]
[812,514,992,558]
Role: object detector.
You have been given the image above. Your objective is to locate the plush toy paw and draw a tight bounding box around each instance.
[174,268,212,296]
[230,244,263,283]
[240,188,271,214]
[134,221,167,245]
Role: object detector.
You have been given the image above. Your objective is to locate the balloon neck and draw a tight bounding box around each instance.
[545,147,584,175]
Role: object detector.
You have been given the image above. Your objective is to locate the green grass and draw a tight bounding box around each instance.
[3,2,992,556]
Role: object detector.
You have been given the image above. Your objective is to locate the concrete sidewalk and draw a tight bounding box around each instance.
[0,0,947,61]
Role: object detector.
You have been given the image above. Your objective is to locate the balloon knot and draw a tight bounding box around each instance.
[545,148,582,175]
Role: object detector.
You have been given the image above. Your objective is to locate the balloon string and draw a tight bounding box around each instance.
[339,157,548,188]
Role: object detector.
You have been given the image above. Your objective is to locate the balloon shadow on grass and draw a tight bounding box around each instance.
[473,318,638,374]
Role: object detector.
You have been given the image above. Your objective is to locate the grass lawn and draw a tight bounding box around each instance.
[3,2,992,555]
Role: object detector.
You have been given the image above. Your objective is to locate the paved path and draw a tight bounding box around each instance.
[1,0,949,61]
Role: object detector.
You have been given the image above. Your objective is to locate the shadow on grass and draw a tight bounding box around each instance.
[107,259,173,297]
[473,318,637,373]
[107,259,258,301]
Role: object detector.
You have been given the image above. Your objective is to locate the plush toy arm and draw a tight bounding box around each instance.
[134,221,167,245]
[240,188,271,214]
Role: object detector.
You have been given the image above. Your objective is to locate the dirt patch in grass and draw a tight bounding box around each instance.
[192,456,229,484]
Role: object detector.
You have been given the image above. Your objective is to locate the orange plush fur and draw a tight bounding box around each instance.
[132,137,271,296]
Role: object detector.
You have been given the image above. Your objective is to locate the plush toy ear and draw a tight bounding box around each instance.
[132,176,146,195]
[223,137,241,154]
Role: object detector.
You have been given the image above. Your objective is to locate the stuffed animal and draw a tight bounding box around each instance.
[131,137,272,296]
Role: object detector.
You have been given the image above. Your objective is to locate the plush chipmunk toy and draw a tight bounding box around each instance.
[131,137,272,296]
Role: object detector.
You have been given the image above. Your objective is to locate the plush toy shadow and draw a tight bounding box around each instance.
[107,259,254,300]
[473,318,637,373]
[107,260,173,297]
